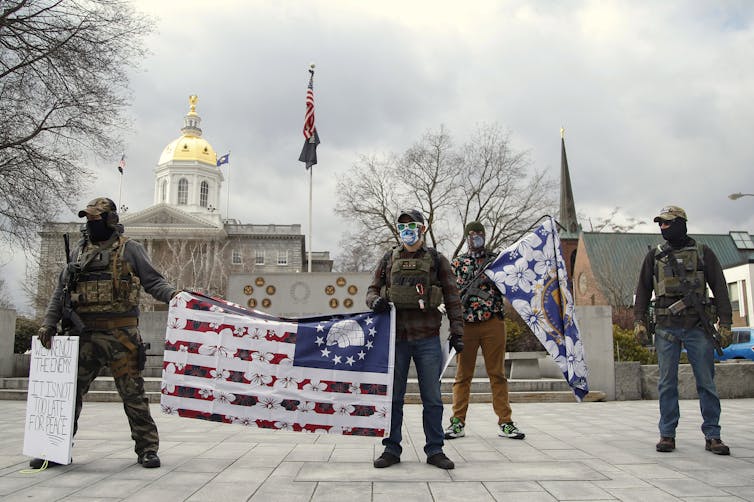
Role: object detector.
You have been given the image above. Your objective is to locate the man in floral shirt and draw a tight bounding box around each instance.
[444,221,525,440]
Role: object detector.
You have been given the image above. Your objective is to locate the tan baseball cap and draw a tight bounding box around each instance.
[653,205,687,222]
[78,197,117,218]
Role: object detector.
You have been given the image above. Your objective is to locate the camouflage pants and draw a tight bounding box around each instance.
[75,327,159,456]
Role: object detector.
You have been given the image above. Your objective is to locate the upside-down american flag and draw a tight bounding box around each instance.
[298,68,320,169]
[484,217,589,401]
[117,154,125,174]
[160,292,395,436]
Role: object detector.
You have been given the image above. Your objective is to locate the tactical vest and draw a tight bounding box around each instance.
[71,236,141,314]
[383,247,443,310]
[653,243,706,300]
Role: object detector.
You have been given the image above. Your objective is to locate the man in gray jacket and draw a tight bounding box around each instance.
[32,197,177,469]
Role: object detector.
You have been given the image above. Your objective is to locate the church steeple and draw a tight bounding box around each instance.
[559,128,580,238]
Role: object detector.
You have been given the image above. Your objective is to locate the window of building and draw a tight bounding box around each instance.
[160,180,167,202]
[178,178,188,205]
[277,250,288,266]
[255,249,265,265]
[730,231,754,250]
[232,249,242,265]
[728,282,740,313]
[200,181,209,207]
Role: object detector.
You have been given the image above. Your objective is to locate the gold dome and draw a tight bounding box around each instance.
[158,95,218,166]
[159,136,217,166]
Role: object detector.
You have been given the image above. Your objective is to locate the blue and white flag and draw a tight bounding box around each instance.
[161,292,395,436]
[485,217,589,401]
[216,153,230,167]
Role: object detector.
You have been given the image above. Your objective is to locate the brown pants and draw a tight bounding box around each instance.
[451,317,511,425]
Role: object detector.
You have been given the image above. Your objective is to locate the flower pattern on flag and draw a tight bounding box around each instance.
[161,291,394,436]
[485,217,589,400]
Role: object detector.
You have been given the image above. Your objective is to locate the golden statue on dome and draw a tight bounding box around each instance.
[189,94,198,114]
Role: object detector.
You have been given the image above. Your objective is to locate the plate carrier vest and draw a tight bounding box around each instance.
[382,246,443,310]
[71,236,141,314]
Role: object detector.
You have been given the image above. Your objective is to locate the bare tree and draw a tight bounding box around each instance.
[587,207,645,233]
[452,124,555,256]
[0,276,13,308]
[0,0,154,245]
[335,124,556,260]
[149,239,230,303]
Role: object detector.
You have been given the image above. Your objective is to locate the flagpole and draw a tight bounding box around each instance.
[308,165,313,273]
[118,174,123,208]
[225,150,231,221]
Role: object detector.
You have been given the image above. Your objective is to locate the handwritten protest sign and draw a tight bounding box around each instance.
[23,336,79,465]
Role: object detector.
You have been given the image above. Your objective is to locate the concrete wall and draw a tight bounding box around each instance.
[140,311,170,357]
[576,305,615,400]
[0,308,16,377]
[614,360,754,400]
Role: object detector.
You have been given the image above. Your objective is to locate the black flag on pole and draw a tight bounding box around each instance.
[299,68,319,169]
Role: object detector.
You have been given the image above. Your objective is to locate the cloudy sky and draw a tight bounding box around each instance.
[3,0,754,314]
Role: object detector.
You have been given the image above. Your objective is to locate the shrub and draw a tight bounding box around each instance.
[15,316,40,353]
[613,324,657,364]
[504,303,542,352]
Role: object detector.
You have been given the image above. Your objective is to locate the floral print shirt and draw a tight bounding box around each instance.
[451,250,505,323]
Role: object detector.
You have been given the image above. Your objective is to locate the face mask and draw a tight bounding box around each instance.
[468,234,485,250]
[660,219,687,247]
[87,219,114,242]
[400,227,421,246]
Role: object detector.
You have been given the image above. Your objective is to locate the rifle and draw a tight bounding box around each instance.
[60,234,85,334]
[660,248,723,356]
[459,253,498,307]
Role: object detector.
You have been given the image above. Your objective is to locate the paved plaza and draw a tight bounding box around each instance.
[1,399,753,501]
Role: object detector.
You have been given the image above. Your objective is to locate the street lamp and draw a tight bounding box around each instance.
[728,193,754,200]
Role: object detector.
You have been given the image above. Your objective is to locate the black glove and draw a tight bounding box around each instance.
[38,325,56,350]
[448,334,464,353]
[371,297,390,313]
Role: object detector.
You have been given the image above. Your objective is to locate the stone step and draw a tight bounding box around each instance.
[0,376,569,393]
[0,388,605,404]
[0,375,586,405]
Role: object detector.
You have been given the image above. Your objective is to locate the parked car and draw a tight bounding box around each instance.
[717,327,754,362]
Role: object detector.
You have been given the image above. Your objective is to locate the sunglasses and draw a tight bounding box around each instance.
[397,222,422,231]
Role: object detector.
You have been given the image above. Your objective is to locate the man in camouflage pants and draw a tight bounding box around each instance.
[33,197,177,469]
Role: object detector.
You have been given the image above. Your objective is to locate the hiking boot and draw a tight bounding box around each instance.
[705,438,730,455]
[138,451,161,468]
[656,437,675,452]
[29,458,63,469]
[444,417,465,439]
[373,452,400,468]
[426,452,455,470]
[499,422,525,439]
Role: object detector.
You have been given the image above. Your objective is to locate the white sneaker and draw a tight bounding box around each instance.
[444,417,465,439]
[499,422,525,439]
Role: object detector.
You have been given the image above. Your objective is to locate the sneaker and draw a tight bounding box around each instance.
[29,458,64,469]
[656,437,675,452]
[373,452,400,468]
[137,451,161,468]
[499,422,525,439]
[705,438,730,455]
[426,452,455,470]
[444,417,465,439]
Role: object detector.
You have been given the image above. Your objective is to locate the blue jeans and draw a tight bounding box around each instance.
[383,336,445,458]
[655,325,721,439]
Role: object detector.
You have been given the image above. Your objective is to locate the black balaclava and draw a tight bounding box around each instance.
[87,216,115,242]
[661,218,688,248]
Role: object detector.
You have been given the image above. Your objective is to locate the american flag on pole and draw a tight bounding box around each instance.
[484,217,589,401]
[161,292,394,436]
[117,154,125,174]
[298,67,320,169]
